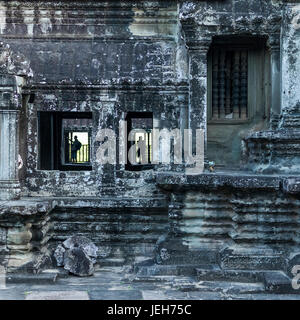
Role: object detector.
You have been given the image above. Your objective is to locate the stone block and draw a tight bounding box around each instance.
[0,228,6,245]
[263,271,294,294]
[7,224,32,247]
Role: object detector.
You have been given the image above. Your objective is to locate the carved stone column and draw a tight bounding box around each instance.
[268,35,281,127]
[0,75,23,200]
[187,39,211,132]
[185,38,211,171]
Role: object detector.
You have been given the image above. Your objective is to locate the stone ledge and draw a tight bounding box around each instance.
[0,196,168,214]
[0,199,52,216]
[155,172,283,191]
[46,196,168,209]
[6,270,58,284]
[245,129,300,141]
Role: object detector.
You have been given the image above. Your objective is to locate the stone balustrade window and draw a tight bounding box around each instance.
[38,111,93,171]
[125,112,153,171]
[211,49,248,120]
[207,36,270,123]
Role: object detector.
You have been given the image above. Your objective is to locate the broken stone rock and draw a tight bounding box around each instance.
[63,235,98,260]
[53,236,98,276]
[54,244,65,267]
[64,247,94,277]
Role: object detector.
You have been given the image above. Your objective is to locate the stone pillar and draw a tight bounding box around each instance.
[186,38,211,172]
[187,39,211,132]
[0,76,22,200]
[268,35,281,124]
[0,110,20,199]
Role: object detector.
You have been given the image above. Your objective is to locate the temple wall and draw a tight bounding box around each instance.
[0,0,300,274]
[0,1,189,198]
[0,0,287,199]
[282,3,300,111]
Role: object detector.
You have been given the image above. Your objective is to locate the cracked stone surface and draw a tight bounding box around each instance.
[1,266,300,300]
[0,0,299,292]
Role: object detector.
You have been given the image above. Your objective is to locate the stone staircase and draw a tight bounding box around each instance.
[127,241,297,295]
[128,262,295,295]
[48,202,298,295]
[49,206,169,266]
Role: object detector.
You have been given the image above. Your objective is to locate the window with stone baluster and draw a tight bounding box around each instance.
[207,36,271,168]
[207,36,270,123]
[38,111,93,171]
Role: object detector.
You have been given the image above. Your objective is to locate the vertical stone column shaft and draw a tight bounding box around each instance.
[0,110,18,182]
[268,36,281,117]
[187,39,211,162]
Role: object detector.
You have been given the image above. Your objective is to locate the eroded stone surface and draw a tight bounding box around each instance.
[63,236,98,260]
[0,1,299,289]
[54,244,65,267]
[64,247,94,277]
[25,291,89,300]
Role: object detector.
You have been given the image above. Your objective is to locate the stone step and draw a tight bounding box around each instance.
[52,214,168,223]
[100,258,127,267]
[6,270,58,285]
[220,246,286,270]
[127,274,265,295]
[196,265,262,283]
[129,275,192,283]
[51,233,162,243]
[52,222,168,234]
[263,271,298,294]
[173,280,265,294]
[134,264,200,277]
[49,207,169,269]
[156,249,219,265]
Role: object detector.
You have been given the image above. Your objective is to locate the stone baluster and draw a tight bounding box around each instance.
[225,52,232,117]
[219,51,226,119]
[233,51,241,119]
[0,76,22,200]
[240,51,248,119]
[186,38,211,168]
[268,35,281,121]
[212,50,219,119]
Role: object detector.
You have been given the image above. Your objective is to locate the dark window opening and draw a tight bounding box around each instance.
[38,112,93,171]
[207,36,270,168]
[208,36,269,122]
[125,112,153,171]
[211,49,248,120]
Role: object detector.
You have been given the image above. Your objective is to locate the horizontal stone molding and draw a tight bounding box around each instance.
[23,82,189,93]
[156,172,282,192]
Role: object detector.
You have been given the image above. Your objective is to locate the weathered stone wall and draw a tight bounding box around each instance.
[179,0,283,168]
[0,0,292,197]
[0,1,188,198]
[156,172,300,271]
[0,199,52,272]
[1,0,300,274]
[243,1,300,173]
[282,3,300,113]
[50,206,169,265]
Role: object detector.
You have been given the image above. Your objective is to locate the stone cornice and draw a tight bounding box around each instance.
[156,172,283,192]
[22,82,189,93]
[180,5,283,45]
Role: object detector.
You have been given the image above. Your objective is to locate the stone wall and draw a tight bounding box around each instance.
[0,0,294,197]
[156,172,300,271]
[0,0,300,274]
[282,3,300,113]
[0,1,188,198]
